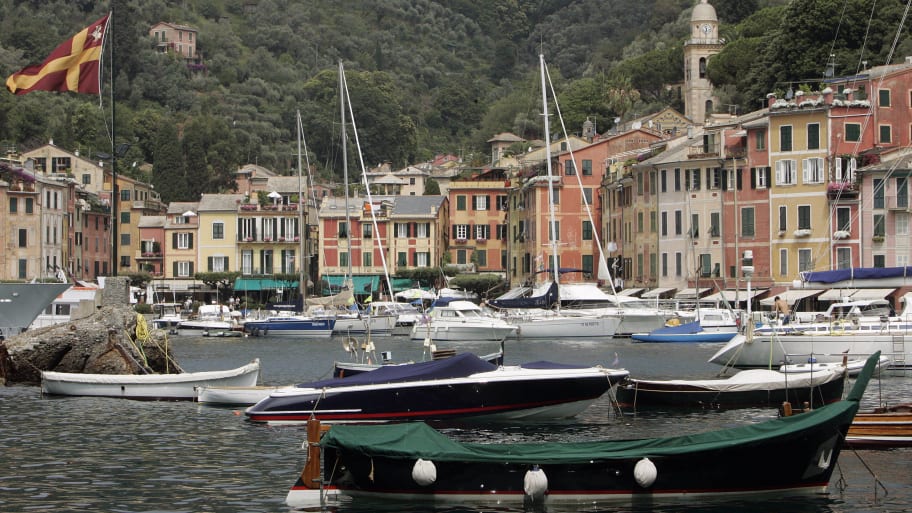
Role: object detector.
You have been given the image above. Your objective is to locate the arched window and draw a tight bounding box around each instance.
[699,57,707,79]
[705,100,714,119]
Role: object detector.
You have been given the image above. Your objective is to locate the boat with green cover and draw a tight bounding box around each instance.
[286,351,882,509]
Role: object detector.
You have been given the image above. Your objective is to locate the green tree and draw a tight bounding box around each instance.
[151,118,188,203]
[423,177,440,195]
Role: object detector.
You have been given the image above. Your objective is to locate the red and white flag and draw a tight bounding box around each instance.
[6,13,109,95]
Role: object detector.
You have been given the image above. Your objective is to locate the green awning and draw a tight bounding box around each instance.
[391,277,417,292]
[234,278,298,291]
[322,275,380,294]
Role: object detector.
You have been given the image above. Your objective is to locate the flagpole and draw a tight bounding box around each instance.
[108,11,118,276]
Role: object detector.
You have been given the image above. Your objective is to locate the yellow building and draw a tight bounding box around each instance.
[767,95,832,282]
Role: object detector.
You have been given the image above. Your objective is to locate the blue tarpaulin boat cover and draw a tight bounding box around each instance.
[801,266,912,284]
[489,281,558,309]
[647,320,703,336]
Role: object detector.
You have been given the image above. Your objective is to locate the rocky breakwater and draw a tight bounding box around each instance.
[0,304,179,386]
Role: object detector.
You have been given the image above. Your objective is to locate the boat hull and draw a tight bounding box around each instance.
[709,333,912,369]
[631,331,736,343]
[288,403,860,508]
[331,314,397,336]
[615,370,846,410]
[846,406,912,448]
[40,360,260,400]
[246,366,624,424]
[0,283,72,338]
[508,314,622,339]
[243,318,335,337]
[409,323,516,342]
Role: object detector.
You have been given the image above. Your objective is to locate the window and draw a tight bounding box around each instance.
[708,168,722,189]
[873,178,885,208]
[674,210,682,235]
[82,173,91,185]
[899,177,909,208]
[650,211,657,233]
[564,160,576,175]
[803,158,825,184]
[879,89,891,107]
[456,195,466,211]
[807,123,820,150]
[121,233,131,246]
[752,167,770,189]
[779,125,792,151]
[583,188,593,205]
[177,261,192,277]
[835,157,857,182]
[207,221,222,240]
[397,252,407,267]
[755,129,766,150]
[363,251,372,267]
[548,221,560,241]
[637,212,644,233]
[338,221,348,238]
[741,207,755,237]
[473,195,489,211]
[776,159,798,185]
[208,256,228,272]
[779,205,787,232]
[674,168,681,191]
[415,252,429,267]
[475,250,487,267]
[474,224,490,240]
[661,211,667,236]
[700,254,712,277]
[241,250,253,274]
[416,223,429,238]
[798,205,811,230]
[661,253,668,277]
[582,254,593,274]
[685,168,701,191]
[897,212,909,236]
[496,195,508,210]
[9,197,16,213]
[675,252,682,277]
[457,249,467,265]
[582,159,592,175]
[660,169,667,192]
[880,125,892,144]
[836,247,852,269]
[779,248,788,276]
[120,256,131,268]
[339,251,349,269]
[176,232,191,249]
[873,214,885,237]
[362,223,373,238]
[120,189,131,201]
[798,248,813,272]
[496,224,508,240]
[18,228,27,247]
[845,123,861,142]
[874,254,886,267]
[582,220,593,240]
[120,212,130,224]
[710,212,720,237]
[396,223,408,238]
[454,224,469,240]
[25,198,33,213]
[836,207,851,232]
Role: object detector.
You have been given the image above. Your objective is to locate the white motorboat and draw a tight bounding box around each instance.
[150,302,183,333]
[40,359,260,400]
[410,299,517,342]
[0,282,73,338]
[177,304,237,335]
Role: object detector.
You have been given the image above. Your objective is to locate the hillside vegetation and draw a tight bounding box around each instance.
[1,0,909,203]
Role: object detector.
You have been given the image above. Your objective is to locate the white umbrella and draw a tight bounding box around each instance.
[268,191,282,205]
[182,210,197,217]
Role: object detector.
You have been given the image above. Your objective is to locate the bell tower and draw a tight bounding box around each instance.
[683,0,723,124]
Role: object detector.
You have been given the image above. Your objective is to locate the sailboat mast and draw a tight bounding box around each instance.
[540,55,560,290]
[340,61,353,283]
[296,110,306,304]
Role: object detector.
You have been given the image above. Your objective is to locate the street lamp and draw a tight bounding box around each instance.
[741,250,754,339]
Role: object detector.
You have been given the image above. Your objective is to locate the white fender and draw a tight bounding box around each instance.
[523,466,548,501]
[634,457,657,488]
[412,458,437,486]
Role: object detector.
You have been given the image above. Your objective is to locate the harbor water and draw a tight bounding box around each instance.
[1,334,910,513]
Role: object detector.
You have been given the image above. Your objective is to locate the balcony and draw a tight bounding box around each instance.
[827,181,858,200]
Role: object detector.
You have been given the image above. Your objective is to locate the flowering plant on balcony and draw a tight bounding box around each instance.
[455,238,467,244]
[263,237,272,242]
[142,252,154,257]
[244,236,253,242]
[278,236,285,242]
[240,204,258,211]
[293,236,300,241]
[282,204,298,211]
[476,237,487,243]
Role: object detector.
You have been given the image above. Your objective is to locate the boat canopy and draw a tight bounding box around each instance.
[301,353,497,389]
[488,281,558,309]
[320,353,881,464]
[801,266,912,284]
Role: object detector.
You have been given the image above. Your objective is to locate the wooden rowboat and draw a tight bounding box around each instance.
[846,404,912,448]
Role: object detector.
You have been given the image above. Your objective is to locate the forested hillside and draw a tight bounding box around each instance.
[1,0,909,203]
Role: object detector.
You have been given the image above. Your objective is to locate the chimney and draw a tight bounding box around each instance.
[822,87,834,105]
[766,93,777,107]
[844,88,855,102]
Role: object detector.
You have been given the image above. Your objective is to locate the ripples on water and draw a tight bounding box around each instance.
[1,335,910,513]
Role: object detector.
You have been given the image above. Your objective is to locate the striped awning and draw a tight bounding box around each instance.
[759,289,823,306]
[817,288,858,302]
[700,289,766,303]
[849,288,896,301]
[674,287,713,299]
[641,287,677,298]
[615,287,645,297]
